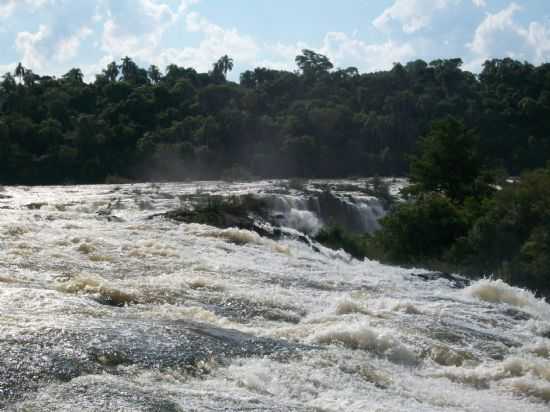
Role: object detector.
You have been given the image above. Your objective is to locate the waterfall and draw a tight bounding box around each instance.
[261,191,387,236]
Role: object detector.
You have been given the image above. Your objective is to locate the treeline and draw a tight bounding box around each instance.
[0,52,549,184]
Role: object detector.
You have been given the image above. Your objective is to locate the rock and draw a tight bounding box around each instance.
[412,272,471,288]
[26,202,47,210]
[0,319,311,407]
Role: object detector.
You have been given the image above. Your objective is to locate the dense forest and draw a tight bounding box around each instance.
[1,51,549,184]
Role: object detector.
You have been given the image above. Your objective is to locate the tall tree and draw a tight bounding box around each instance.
[103,61,119,82]
[63,68,84,84]
[408,117,490,203]
[295,49,333,78]
[14,63,26,84]
[212,55,234,81]
[147,65,162,84]
[121,57,139,83]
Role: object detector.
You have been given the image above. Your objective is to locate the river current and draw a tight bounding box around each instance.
[0,180,549,411]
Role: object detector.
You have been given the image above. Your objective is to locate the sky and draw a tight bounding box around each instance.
[0,0,549,81]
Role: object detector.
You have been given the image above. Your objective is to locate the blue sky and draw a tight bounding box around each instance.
[0,0,549,80]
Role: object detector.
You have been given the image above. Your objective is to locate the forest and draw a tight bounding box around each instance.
[1,50,549,184]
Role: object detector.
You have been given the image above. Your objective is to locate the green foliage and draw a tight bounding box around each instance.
[408,117,490,203]
[375,194,468,263]
[295,49,334,79]
[211,55,234,82]
[0,57,550,184]
[315,226,372,260]
[370,120,550,292]
[453,169,550,291]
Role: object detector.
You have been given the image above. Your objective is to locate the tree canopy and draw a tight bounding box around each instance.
[0,53,549,184]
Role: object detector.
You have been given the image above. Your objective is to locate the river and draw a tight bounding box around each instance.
[0,180,549,411]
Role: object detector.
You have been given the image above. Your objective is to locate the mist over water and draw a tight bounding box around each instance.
[1,180,549,411]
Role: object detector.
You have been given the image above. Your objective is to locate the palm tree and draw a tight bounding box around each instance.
[147,65,162,84]
[103,61,119,82]
[120,56,138,82]
[212,55,234,80]
[14,62,26,84]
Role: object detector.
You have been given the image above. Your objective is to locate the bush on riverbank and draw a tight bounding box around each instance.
[447,169,550,293]
[315,226,372,260]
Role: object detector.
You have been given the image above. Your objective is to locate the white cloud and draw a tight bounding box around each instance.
[154,12,259,71]
[255,33,415,74]
[15,24,50,70]
[140,0,176,24]
[98,0,191,64]
[471,0,486,7]
[177,0,199,15]
[257,42,307,71]
[373,0,460,33]
[80,53,115,82]
[467,2,550,65]
[101,19,142,57]
[468,3,522,56]
[0,1,16,18]
[0,0,51,18]
[0,62,15,74]
[320,32,416,72]
[55,26,93,62]
[523,21,550,62]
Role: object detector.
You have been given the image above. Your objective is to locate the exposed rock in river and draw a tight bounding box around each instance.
[0,318,308,407]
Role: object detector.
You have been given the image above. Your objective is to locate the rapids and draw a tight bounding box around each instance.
[0,180,549,411]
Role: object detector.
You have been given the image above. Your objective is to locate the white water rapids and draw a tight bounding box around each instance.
[1,180,549,411]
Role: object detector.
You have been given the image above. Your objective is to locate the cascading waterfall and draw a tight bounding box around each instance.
[262,190,386,236]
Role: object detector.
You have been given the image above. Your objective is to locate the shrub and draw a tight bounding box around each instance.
[375,193,468,263]
[455,169,550,292]
[315,226,371,260]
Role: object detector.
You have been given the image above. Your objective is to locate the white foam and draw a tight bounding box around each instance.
[2,180,550,411]
[311,322,417,365]
[465,279,550,317]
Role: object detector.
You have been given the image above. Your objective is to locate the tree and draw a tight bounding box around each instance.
[147,65,162,84]
[23,70,38,87]
[1,73,16,93]
[212,55,234,81]
[63,68,84,84]
[295,49,333,78]
[120,57,138,82]
[408,117,490,203]
[376,193,468,262]
[103,61,119,82]
[14,63,26,84]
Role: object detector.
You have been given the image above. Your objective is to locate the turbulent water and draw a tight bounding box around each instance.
[1,180,549,411]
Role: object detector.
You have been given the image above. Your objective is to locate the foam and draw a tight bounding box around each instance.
[141,304,229,326]
[311,323,417,365]
[429,345,475,367]
[209,228,263,245]
[335,299,373,316]
[56,274,137,306]
[508,378,550,402]
[433,356,550,391]
[465,279,550,317]
[526,340,550,359]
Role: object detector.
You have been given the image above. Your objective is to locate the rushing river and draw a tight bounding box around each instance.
[0,180,549,411]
